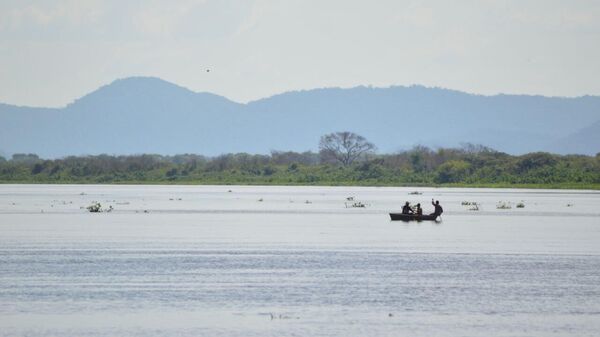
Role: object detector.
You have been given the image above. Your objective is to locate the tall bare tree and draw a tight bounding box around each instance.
[319,132,376,166]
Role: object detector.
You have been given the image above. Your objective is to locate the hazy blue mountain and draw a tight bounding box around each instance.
[1,77,599,158]
[1,78,243,157]
[244,87,600,154]
[553,121,600,155]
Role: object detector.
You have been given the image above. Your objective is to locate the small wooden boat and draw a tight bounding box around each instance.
[389,213,439,221]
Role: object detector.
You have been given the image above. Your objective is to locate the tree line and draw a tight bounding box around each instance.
[1,132,599,188]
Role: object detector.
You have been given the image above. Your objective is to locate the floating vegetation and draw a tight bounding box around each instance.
[408,191,422,195]
[86,202,114,213]
[496,201,512,209]
[86,202,102,213]
[461,201,480,210]
[268,312,298,320]
[345,196,370,207]
[516,202,525,208]
[346,201,367,208]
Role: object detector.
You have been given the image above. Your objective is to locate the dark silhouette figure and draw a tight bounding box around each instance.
[415,203,423,215]
[430,199,443,216]
[402,202,414,214]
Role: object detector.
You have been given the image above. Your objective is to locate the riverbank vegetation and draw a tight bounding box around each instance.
[2,144,599,189]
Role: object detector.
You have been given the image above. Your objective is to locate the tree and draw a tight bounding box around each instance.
[11,153,40,165]
[460,143,496,154]
[319,132,376,166]
[31,163,45,175]
[515,152,557,174]
[408,146,433,173]
[435,160,471,183]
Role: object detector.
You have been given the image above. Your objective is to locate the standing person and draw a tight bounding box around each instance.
[402,202,414,214]
[430,199,443,216]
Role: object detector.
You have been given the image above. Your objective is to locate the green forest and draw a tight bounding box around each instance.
[2,138,599,189]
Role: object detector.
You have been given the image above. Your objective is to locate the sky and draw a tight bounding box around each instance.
[1,0,599,107]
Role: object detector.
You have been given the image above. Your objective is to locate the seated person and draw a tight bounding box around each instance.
[415,203,423,215]
[402,201,414,214]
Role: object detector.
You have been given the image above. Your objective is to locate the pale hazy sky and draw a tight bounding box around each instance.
[1,0,599,107]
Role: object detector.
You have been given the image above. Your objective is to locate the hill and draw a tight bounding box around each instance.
[1,77,599,158]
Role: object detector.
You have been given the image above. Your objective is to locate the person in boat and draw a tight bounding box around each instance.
[402,201,414,214]
[415,203,423,215]
[430,199,443,216]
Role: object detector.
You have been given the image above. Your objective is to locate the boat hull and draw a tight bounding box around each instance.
[389,213,439,221]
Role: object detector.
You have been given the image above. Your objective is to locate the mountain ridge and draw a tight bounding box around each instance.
[1,77,599,158]
[3,77,599,109]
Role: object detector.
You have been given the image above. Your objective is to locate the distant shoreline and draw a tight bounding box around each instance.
[2,181,599,191]
[2,150,599,190]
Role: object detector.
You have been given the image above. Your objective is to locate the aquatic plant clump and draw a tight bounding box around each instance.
[496,201,512,209]
[461,201,480,210]
[86,202,113,213]
[86,202,102,213]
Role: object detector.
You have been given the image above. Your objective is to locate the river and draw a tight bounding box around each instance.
[1,184,599,336]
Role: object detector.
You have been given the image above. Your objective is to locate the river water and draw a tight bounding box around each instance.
[1,184,599,336]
